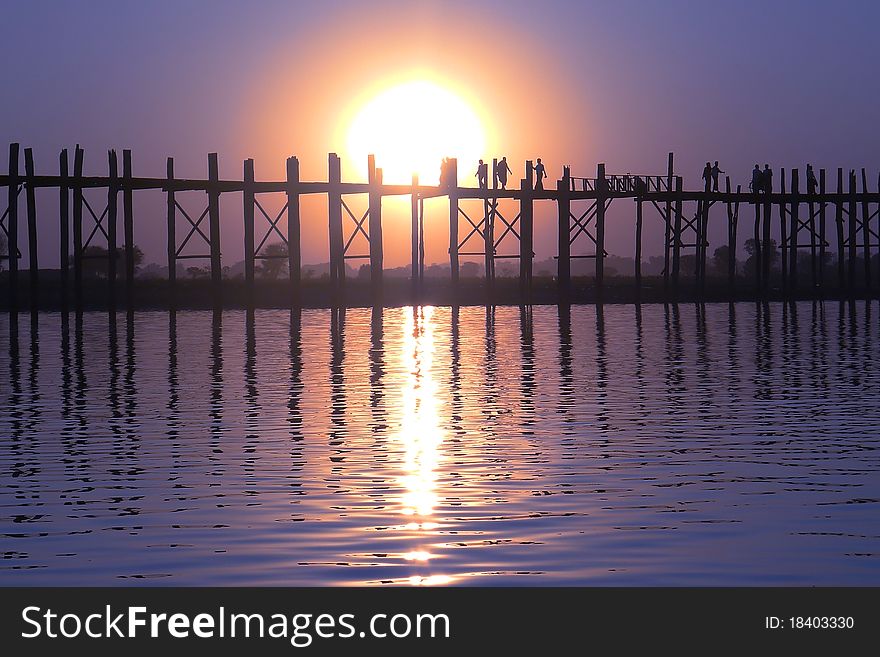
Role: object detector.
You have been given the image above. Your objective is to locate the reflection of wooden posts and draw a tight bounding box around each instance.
[286,156,301,303]
[328,153,344,291]
[557,166,571,295]
[848,170,857,290]
[24,147,38,302]
[789,168,799,290]
[107,149,119,298]
[595,162,606,287]
[818,169,826,289]
[410,173,419,294]
[448,157,459,285]
[243,158,255,296]
[368,158,384,298]
[7,143,19,306]
[207,153,221,294]
[122,149,134,299]
[520,160,534,294]
[861,168,871,290]
[635,176,643,287]
[59,149,70,303]
[835,168,844,289]
[672,175,682,287]
[165,157,176,287]
[72,145,84,303]
[663,153,673,287]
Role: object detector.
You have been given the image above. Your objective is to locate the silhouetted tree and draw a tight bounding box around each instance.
[357,263,370,279]
[70,245,144,278]
[186,266,209,279]
[712,245,730,274]
[259,242,289,279]
[743,238,779,277]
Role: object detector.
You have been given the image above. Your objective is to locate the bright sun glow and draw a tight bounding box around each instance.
[346,80,486,185]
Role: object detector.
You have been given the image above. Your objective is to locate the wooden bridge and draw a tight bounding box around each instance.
[1,143,878,308]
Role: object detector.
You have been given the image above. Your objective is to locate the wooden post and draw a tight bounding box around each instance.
[595,162,606,287]
[243,158,255,296]
[59,149,70,304]
[122,149,134,299]
[107,149,118,298]
[762,175,773,289]
[410,173,419,293]
[818,169,826,289]
[861,168,871,290]
[368,157,384,297]
[789,168,799,290]
[520,160,534,294]
[24,148,38,302]
[286,156,301,304]
[328,152,344,289]
[72,145,84,304]
[557,167,571,295]
[448,157,459,286]
[753,195,762,290]
[207,152,221,294]
[835,168,845,289]
[635,176,643,287]
[726,177,738,290]
[664,152,673,287]
[6,143,19,307]
[807,167,817,290]
[779,169,788,292]
[848,170,857,290]
[166,157,176,287]
[672,175,683,287]
[484,158,497,290]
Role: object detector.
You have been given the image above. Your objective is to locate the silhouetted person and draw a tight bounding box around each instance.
[807,164,819,195]
[711,161,724,192]
[750,164,762,194]
[475,159,488,189]
[534,158,547,191]
[496,156,512,189]
[701,162,712,190]
[440,158,450,188]
[763,164,773,194]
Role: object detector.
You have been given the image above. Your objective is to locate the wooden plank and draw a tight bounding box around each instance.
[166,157,176,287]
[59,149,70,303]
[207,153,221,293]
[24,147,38,301]
[122,149,134,297]
[557,167,571,295]
[368,157,384,297]
[243,158,255,293]
[286,156,301,304]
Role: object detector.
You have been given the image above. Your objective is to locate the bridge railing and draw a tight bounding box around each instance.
[566,174,671,193]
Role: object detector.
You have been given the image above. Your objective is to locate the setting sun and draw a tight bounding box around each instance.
[346,80,486,185]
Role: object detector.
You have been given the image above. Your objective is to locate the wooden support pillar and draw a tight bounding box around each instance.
[557,166,571,295]
[243,158,255,296]
[818,169,826,290]
[166,157,176,288]
[635,189,643,287]
[328,152,344,290]
[847,170,857,291]
[368,158,384,298]
[672,175,683,287]
[207,152,221,295]
[484,158,497,289]
[698,176,710,284]
[663,152,673,287]
[286,156,301,305]
[410,173,419,294]
[595,162,606,288]
[448,157,459,286]
[761,178,773,289]
[122,149,134,299]
[59,149,70,304]
[107,149,118,300]
[789,168,799,290]
[520,160,534,294]
[24,148,38,303]
[726,177,738,290]
[835,168,845,289]
[72,145,84,304]
[779,169,788,292]
[807,168,817,290]
[7,143,19,307]
[753,196,762,290]
[861,168,871,290]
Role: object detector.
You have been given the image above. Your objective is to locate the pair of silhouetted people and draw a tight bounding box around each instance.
[475,159,489,189]
[702,161,724,192]
[750,164,774,194]
[473,156,514,189]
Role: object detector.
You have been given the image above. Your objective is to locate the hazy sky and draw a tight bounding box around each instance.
[3,0,879,267]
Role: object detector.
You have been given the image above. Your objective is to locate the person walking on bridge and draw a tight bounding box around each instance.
[750,164,762,194]
[475,159,488,189]
[496,156,512,189]
[807,164,819,195]
[763,164,773,194]
[534,158,547,191]
[711,161,724,192]
[701,162,713,191]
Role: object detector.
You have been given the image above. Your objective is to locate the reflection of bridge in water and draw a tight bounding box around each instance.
[2,143,879,309]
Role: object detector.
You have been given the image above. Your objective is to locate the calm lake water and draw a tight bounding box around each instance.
[1,302,878,586]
